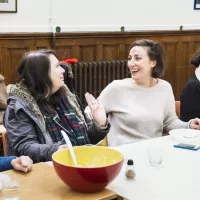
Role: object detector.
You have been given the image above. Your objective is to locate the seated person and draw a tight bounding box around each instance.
[4,50,110,163]
[180,49,200,122]
[88,39,200,146]
[0,156,32,172]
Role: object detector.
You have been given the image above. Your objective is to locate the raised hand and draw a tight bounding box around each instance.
[85,92,107,127]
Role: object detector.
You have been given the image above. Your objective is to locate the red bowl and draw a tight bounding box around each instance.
[52,146,124,193]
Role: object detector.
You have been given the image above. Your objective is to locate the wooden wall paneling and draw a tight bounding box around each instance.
[6,47,28,84]
[186,42,196,80]
[71,45,80,60]
[194,41,200,53]
[56,46,72,61]
[119,43,126,60]
[1,46,29,84]
[103,44,119,60]
[80,45,96,62]
[182,42,194,84]
[182,34,200,80]
[161,42,179,97]
[1,31,200,101]
[36,39,52,50]
[0,34,53,84]
[174,37,183,100]
[96,45,103,61]
[124,44,130,59]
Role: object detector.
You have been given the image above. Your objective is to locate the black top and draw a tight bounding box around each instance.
[180,75,200,122]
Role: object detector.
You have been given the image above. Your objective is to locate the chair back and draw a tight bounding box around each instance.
[175,101,180,119]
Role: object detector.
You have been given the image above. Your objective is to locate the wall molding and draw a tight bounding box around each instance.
[0,24,200,33]
[1,30,200,40]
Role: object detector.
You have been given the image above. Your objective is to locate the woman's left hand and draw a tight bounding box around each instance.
[85,92,107,127]
[189,118,200,129]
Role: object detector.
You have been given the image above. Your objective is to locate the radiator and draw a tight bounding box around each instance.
[71,60,129,106]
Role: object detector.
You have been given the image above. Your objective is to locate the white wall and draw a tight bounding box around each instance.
[0,0,199,32]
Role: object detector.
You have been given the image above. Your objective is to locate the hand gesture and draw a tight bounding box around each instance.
[85,92,107,127]
[189,118,200,129]
[11,156,33,173]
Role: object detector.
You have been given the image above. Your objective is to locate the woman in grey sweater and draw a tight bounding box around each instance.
[96,39,200,146]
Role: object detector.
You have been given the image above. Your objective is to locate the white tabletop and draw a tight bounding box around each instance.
[107,135,200,200]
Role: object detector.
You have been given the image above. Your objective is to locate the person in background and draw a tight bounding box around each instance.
[0,74,7,124]
[91,39,200,146]
[0,156,32,172]
[180,49,200,122]
[4,50,110,163]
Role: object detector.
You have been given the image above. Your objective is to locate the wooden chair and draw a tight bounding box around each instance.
[175,101,180,119]
[2,132,7,156]
[98,137,108,146]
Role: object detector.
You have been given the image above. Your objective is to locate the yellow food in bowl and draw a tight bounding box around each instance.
[53,146,123,168]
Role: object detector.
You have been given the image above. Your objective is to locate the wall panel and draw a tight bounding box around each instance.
[1,31,200,100]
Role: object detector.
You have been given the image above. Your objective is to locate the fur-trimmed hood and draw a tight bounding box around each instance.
[7,82,85,133]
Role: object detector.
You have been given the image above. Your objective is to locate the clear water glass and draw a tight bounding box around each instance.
[2,180,20,200]
[148,148,163,167]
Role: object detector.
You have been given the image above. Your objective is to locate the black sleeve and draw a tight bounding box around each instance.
[180,78,200,122]
[85,112,110,145]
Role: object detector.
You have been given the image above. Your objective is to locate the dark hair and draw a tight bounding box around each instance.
[18,49,63,115]
[190,49,200,68]
[129,39,165,78]
[60,62,75,94]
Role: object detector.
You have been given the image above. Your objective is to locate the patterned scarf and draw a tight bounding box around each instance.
[44,96,90,146]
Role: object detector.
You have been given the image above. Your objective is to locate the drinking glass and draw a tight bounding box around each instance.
[2,179,20,200]
[148,147,163,167]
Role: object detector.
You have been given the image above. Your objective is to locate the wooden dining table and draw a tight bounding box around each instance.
[0,162,122,200]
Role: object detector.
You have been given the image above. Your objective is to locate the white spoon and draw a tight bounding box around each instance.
[61,130,78,167]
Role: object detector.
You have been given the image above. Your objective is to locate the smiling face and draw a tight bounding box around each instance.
[49,54,65,94]
[128,46,156,86]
